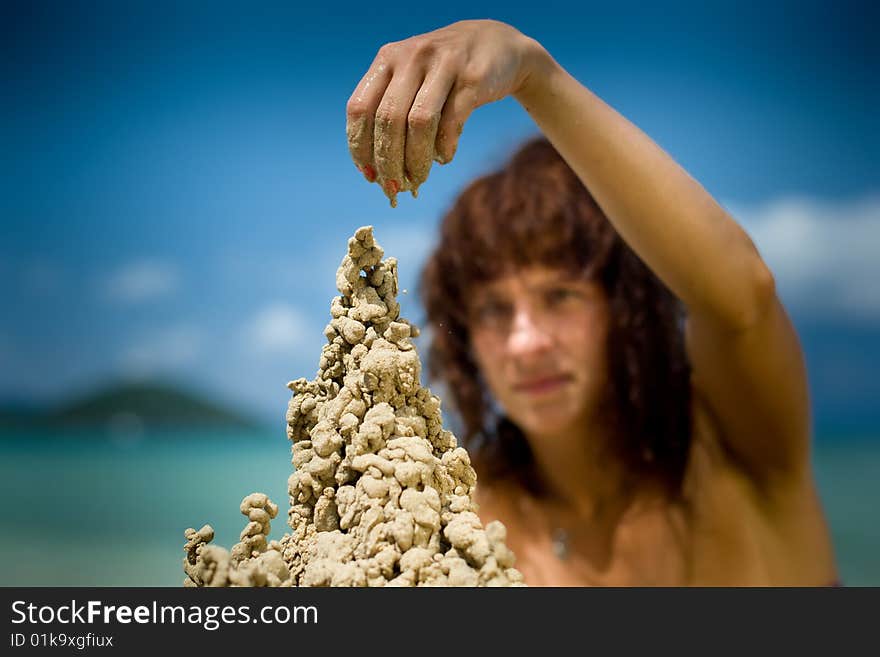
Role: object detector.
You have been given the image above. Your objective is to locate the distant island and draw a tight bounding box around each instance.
[0,380,263,433]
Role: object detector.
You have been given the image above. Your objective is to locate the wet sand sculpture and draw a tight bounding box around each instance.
[183,226,523,586]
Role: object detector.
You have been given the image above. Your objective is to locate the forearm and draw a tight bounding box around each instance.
[513,41,773,329]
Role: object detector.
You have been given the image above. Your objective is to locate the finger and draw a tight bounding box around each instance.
[374,62,425,207]
[346,57,393,183]
[435,79,479,165]
[404,66,455,197]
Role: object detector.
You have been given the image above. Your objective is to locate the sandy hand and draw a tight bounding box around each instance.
[345,19,537,207]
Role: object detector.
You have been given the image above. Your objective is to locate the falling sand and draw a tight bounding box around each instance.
[183,226,523,587]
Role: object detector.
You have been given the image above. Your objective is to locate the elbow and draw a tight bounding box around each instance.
[736,257,778,331]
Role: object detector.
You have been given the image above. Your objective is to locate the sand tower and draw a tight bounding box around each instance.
[183,226,522,586]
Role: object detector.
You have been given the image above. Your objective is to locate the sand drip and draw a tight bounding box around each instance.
[183,226,523,587]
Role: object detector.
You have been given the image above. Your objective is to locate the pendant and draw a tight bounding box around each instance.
[552,528,569,560]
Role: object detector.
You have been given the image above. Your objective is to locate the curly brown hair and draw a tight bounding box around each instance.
[419,136,692,496]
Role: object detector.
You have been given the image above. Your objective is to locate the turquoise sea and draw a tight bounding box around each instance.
[1,430,877,586]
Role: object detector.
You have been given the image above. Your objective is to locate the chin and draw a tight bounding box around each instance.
[509,406,582,440]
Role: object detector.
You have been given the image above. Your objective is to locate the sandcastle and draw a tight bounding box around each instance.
[183,226,523,586]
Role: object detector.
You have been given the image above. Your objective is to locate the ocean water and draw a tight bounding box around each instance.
[0,430,877,586]
[0,430,292,588]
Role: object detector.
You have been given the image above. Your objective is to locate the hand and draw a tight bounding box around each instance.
[346,19,537,206]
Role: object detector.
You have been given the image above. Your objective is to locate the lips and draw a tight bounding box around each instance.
[514,374,572,395]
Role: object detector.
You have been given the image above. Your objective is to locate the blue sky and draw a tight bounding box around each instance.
[2,1,878,434]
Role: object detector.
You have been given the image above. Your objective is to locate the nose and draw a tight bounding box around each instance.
[507,304,553,356]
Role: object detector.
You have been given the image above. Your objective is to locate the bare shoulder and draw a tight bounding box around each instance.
[685,386,813,506]
[684,387,831,531]
[473,477,517,521]
[683,389,770,507]
[684,388,838,584]
[472,476,534,545]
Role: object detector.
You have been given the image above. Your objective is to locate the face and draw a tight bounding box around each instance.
[467,266,611,443]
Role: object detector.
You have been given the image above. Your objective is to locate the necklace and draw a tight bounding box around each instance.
[551,527,570,560]
[515,494,579,561]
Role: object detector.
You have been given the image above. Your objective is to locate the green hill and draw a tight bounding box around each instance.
[0,380,261,431]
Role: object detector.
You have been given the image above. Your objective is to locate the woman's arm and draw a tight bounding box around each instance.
[513,39,812,486]
[513,38,814,483]
[515,46,772,331]
[346,20,812,485]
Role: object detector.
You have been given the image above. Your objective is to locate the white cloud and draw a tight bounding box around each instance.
[726,195,880,319]
[244,302,313,356]
[103,259,179,303]
[119,325,203,377]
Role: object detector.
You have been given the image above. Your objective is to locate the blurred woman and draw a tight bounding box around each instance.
[346,19,837,585]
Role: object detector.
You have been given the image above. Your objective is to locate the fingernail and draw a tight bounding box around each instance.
[363,165,376,182]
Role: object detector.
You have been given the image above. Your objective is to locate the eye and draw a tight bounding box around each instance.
[471,297,511,325]
[545,286,581,305]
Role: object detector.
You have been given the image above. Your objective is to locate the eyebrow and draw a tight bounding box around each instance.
[471,278,585,304]
[528,278,585,293]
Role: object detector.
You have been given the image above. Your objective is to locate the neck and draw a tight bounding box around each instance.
[524,413,633,521]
